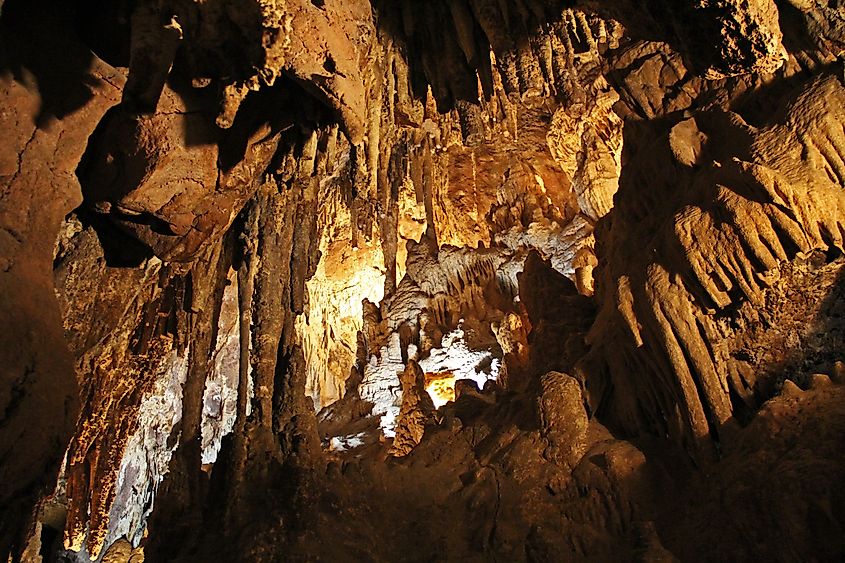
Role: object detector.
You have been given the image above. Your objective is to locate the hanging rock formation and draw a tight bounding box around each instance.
[1,0,845,561]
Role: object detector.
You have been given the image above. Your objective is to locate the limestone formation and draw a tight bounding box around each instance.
[538,371,589,468]
[1,0,845,560]
[387,360,435,457]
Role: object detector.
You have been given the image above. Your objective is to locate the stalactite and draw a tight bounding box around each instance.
[230,198,259,500]
[6,0,845,560]
[449,0,479,66]
[252,181,289,428]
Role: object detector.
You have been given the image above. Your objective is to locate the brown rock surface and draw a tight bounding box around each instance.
[388,360,436,457]
[1,0,845,560]
[538,371,589,468]
[0,0,124,551]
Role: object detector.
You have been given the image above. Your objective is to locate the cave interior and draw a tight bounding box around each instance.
[1,0,845,560]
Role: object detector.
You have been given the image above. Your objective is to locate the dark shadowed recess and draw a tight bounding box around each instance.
[0,0,97,127]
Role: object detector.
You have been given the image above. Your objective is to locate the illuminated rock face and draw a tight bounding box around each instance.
[2,0,845,560]
[420,325,500,407]
[105,348,189,552]
[424,372,456,408]
[538,371,588,468]
[298,228,386,411]
[200,268,244,464]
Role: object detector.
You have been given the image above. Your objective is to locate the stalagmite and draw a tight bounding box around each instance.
[3,0,845,560]
[388,360,435,457]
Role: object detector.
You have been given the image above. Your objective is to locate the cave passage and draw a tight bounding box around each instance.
[1,0,845,561]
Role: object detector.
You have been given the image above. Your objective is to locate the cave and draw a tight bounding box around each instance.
[1,0,844,560]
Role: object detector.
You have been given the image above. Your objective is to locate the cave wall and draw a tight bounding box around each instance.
[585,71,845,452]
[0,0,844,560]
[0,1,126,551]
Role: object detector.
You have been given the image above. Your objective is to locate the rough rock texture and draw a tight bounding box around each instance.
[656,378,845,561]
[538,371,589,468]
[2,0,845,561]
[104,347,188,551]
[0,1,124,552]
[584,71,845,452]
[387,360,435,457]
[200,267,242,464]
[547,86,623,220]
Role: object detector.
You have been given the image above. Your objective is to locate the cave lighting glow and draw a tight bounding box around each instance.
[419,322,499,407]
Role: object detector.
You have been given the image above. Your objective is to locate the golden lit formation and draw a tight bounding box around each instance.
[424,372,457,408]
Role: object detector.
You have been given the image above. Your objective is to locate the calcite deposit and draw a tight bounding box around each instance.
[1,0,844,561]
